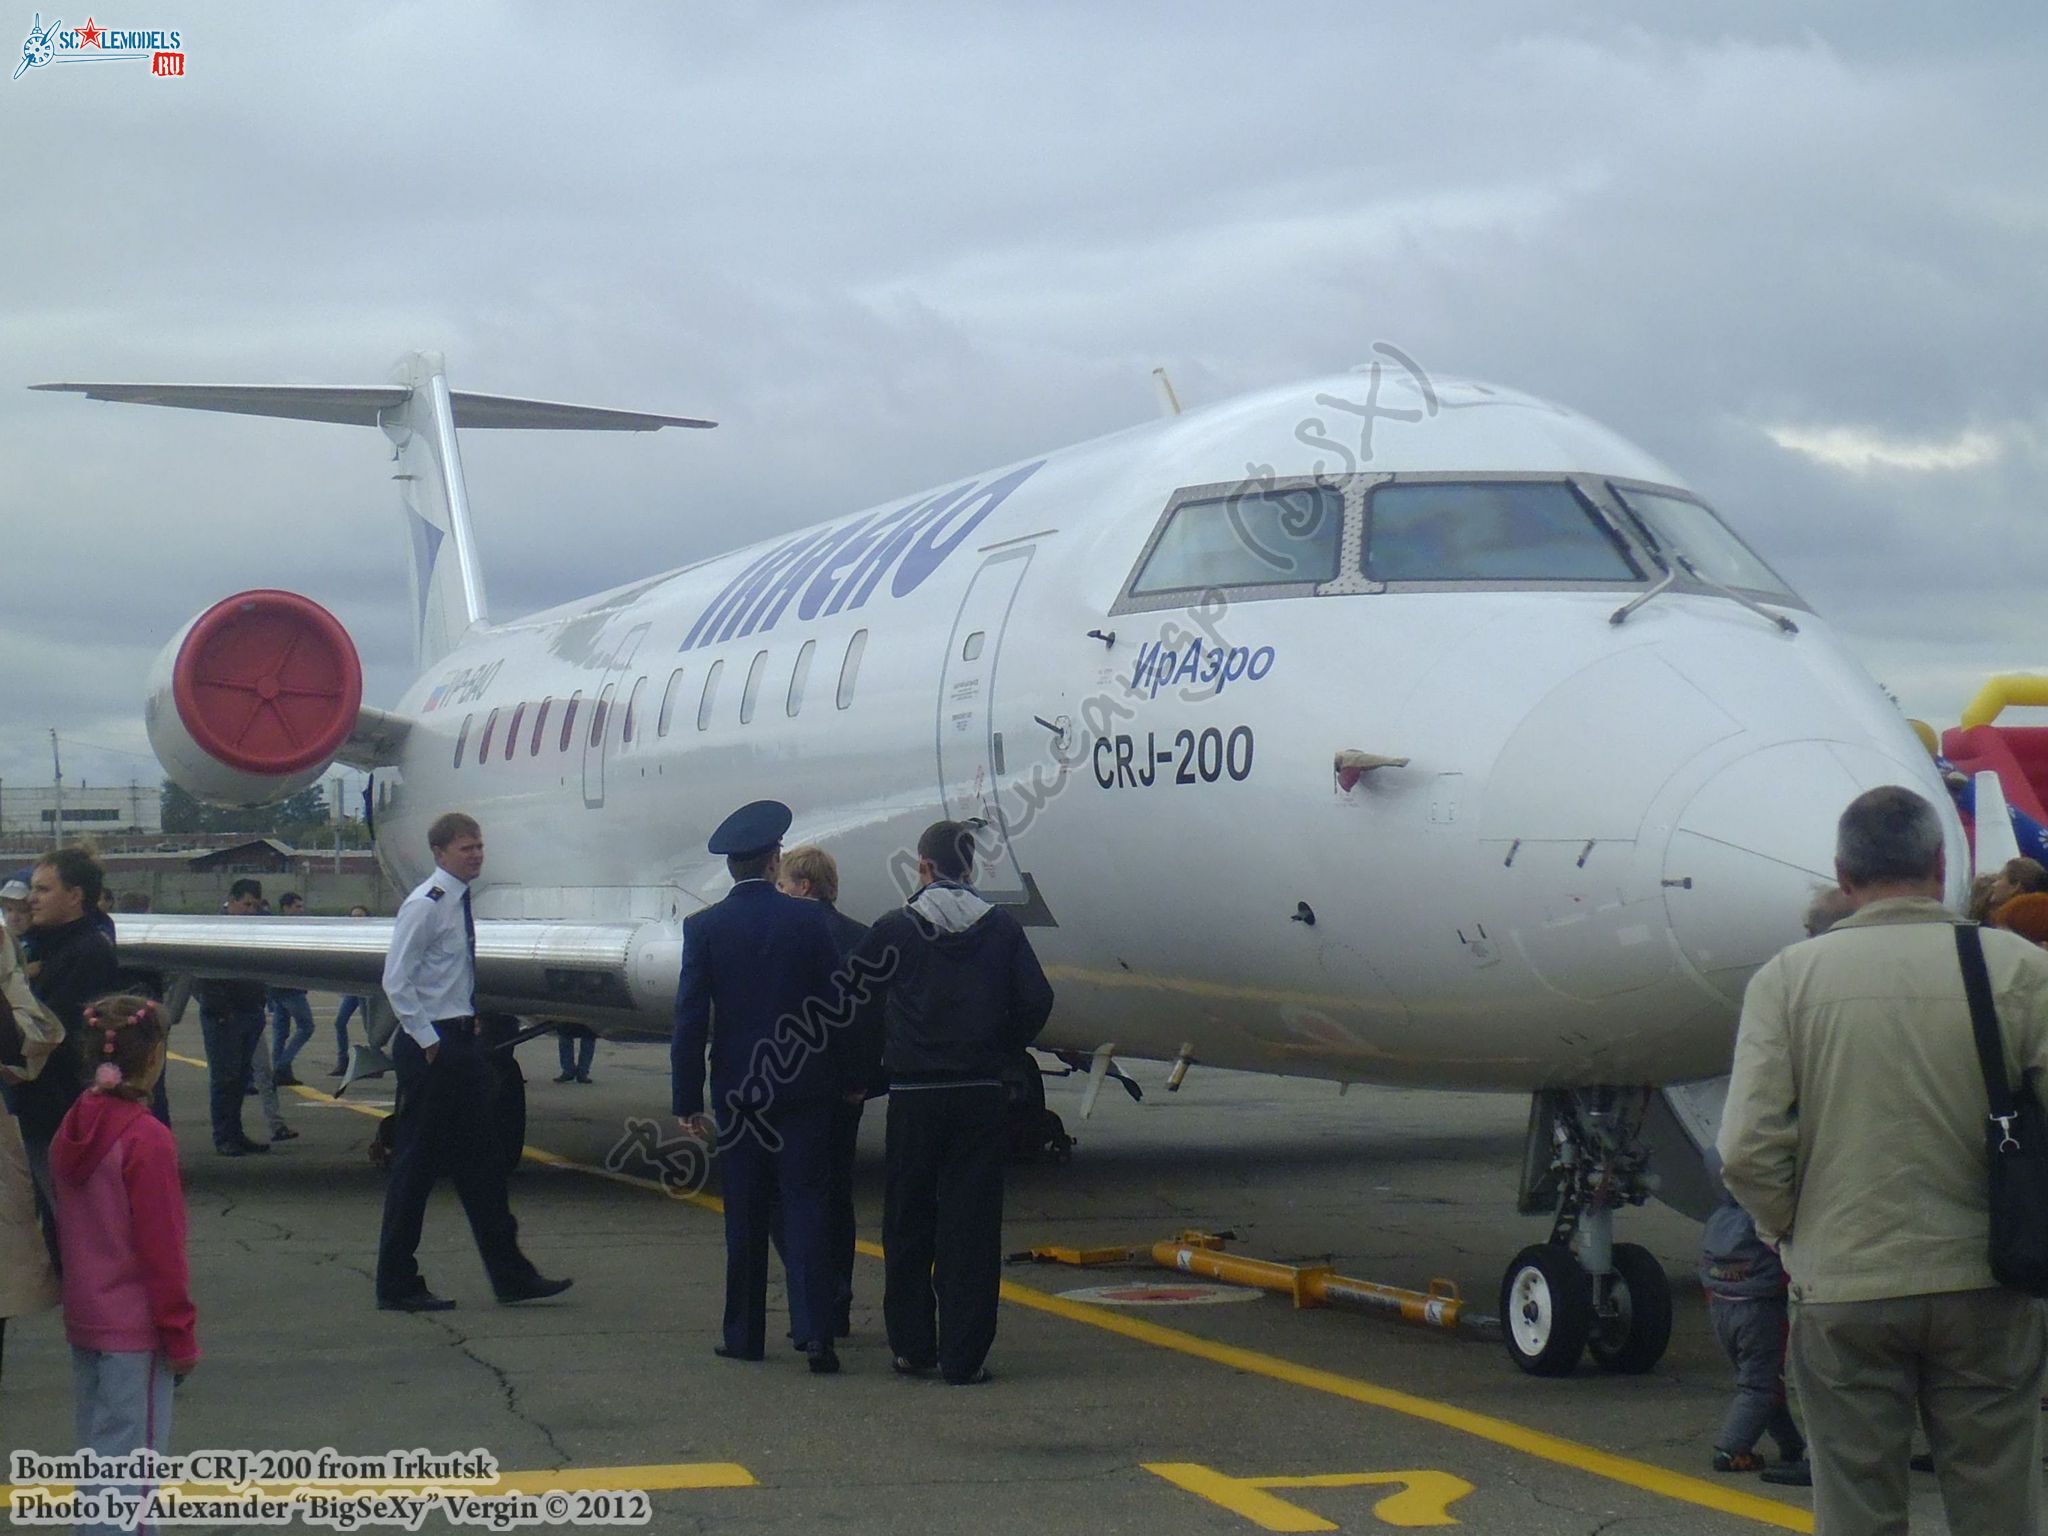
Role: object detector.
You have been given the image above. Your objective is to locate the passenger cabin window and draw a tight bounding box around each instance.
[837,630,867,710]
[1611,486,1797,599]
[1366,482,1637,583]
[589,685,614,748]
[453,713,473,769]
[478,709,499,762]
[622,676,647,747]
[558,692,582,753]
[697,660,724,731]
[505,703,525,761]
[530,699,551,756]
[740,650,768,725]
[961,631,985,661]
[1131,486,1343,594]
[657,669,685,737]
[787,639,815,717]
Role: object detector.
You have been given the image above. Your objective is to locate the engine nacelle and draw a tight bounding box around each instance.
[145,590,363,806]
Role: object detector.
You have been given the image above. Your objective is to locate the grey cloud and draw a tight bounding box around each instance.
[2,4,2043,789]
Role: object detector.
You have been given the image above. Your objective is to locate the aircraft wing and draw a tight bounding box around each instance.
[112,915,681,1033]
[337,705,413,771]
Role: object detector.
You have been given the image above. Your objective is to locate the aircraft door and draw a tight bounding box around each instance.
[583,623,648,809]
[937,549,1032,904]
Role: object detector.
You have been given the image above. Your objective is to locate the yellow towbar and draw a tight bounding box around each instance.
[1151,1234,1499,1335]
[1011,1231,1498,1336]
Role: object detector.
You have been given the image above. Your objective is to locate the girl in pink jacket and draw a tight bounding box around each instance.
[50,994,197,1531]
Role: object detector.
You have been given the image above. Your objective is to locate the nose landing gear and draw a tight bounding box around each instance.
[1501,1088,1673,1377]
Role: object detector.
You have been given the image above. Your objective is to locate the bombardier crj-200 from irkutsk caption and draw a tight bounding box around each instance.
[35,350,1963,1378]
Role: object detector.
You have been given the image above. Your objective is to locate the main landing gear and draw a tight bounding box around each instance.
[1501,1088,1673,1377]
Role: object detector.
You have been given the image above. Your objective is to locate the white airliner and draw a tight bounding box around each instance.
[35,350,1964,1378]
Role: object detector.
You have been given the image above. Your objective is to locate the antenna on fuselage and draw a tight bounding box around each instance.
[1151,367,1184,418]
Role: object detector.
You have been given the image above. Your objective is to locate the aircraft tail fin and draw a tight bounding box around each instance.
[33,353,714,667]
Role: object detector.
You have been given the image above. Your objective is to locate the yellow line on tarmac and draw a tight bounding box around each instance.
[997,1282,1810,1531]
[165,1052,1807,1530]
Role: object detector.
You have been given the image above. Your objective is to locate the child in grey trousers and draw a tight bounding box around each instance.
[1701,1154,1805,1474]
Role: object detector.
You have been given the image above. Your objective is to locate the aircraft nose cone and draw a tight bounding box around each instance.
[1661,740,1953,1007]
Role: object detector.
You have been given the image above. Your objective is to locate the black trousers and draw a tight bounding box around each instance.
[375,1029,534,1301]
[770,1096,865,1336]
[883,1085,1006,1378]
[718,1097,835,1355]
[198,1005,264,1150]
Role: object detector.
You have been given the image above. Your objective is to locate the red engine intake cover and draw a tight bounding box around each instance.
[172,590,362,776]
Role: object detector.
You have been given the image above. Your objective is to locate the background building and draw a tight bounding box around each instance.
[0,783,162,837]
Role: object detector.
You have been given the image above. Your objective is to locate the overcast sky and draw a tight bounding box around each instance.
[2,2,2043,802]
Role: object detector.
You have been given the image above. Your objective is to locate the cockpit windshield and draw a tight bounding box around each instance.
[1129,486,1343,595]
[1365,481,1638,583]
[1610,486,1798,600]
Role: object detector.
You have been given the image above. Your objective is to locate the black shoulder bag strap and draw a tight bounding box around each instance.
[1955,921,2048,1294]
[1956,923,2021,1153]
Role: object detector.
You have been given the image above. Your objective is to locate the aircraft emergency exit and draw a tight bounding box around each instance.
[35,350,1964,1378]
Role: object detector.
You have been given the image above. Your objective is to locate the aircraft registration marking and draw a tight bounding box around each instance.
[1143,1463,1473,1530]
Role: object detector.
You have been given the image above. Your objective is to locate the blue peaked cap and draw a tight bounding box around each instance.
[707,800,793,858]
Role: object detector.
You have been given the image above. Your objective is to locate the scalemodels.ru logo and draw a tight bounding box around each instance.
[13,12,185,80]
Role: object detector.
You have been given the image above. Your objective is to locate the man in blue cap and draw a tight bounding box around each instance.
[673,800,850,1374]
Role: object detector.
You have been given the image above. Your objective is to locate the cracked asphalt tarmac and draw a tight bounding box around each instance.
[0,1013,1972,1532]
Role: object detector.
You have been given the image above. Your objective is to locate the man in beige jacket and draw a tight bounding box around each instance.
[1720,785,2048,1534]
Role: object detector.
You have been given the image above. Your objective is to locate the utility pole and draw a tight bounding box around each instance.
[49,730,63,845]
[332,774,345,874]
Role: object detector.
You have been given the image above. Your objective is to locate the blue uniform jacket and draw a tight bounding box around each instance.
[671,881,846,1120]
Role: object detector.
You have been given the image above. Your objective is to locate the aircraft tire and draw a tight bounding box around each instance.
[1500,1242,1593,1376]
[1587,1242,1673,1374]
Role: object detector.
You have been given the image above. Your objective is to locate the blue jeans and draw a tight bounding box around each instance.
[199,1006,264,1149]
[71,1347,175,1536]
[556,1025,596,1078]
[269,990,315,1075]
[333,995,366,1068]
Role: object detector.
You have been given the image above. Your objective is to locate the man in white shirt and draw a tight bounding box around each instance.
[374,811,571,1312]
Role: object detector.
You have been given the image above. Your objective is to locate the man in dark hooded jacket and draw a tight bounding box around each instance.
[16,849,117,1206]
[849,820,1053,1384]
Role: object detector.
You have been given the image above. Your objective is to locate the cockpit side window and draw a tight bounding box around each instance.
[1365,481,1639,583]
[1609,485,1798,600]
[1128,485,1344,596]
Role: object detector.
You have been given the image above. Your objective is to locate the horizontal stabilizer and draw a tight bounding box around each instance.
[31,381,714,432]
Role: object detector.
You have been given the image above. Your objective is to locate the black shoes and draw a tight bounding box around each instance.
[271,1126,301,1142]
[274,1070,303,1087]
[552,1072,576,1083]
[1762,1460,1813,1487]
[379,1290,456,1313]
[891,1356,934,1377]
[495,1275,573,1305]
[215,1139,271,1157]
[714,1344,765,1361]
[943,1366,993,1385]
[806,1344,840,1375]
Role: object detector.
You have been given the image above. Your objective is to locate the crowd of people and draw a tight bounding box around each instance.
[670,800,1053,1381]
[10,786,2047,1534]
